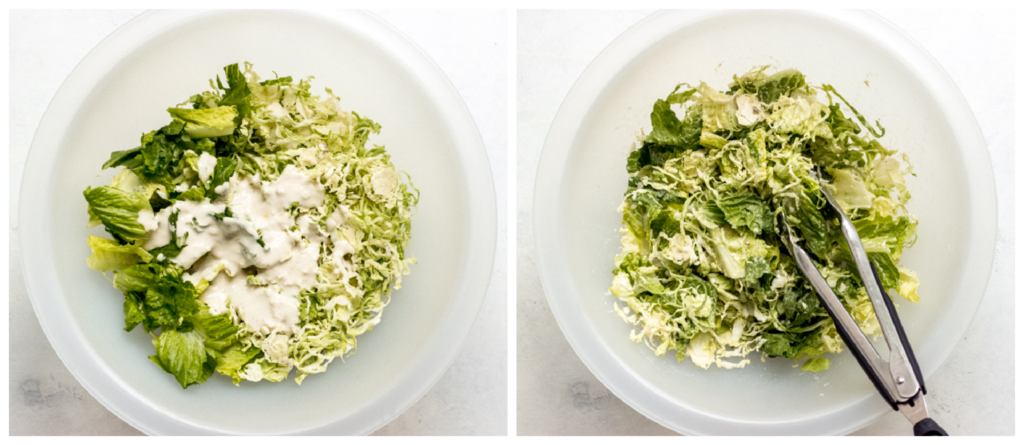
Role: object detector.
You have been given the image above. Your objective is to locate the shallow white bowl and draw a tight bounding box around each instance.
[20,10,495,435]
[534,10,995,435]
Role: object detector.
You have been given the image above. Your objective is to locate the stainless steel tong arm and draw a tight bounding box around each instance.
[816,184,922,401]
[777,214,906,401]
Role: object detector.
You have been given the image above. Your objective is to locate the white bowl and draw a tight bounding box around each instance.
[534,10,995,435]
[19,10,496,435]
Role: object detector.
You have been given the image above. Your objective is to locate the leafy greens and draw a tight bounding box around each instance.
[84,63,417,388]
[611,67,919,371]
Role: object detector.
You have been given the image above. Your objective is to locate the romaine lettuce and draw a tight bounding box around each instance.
[149,329,213,389]
[166,106,238,138]
[86,235,152,271]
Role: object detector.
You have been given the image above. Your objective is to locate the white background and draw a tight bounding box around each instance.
[8,9,508,435]
[516,10,1015,435]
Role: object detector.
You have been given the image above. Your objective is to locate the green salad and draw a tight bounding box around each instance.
[610,67,919,372]
[84,63,417,388]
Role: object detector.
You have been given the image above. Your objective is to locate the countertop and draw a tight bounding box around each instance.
[8,9,508,436]
[516,9,1014,435]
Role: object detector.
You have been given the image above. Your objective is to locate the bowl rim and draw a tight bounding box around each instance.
[19,9,497,435]
[533,9,996,435]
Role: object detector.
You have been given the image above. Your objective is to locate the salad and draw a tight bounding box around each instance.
[610,67,919,372]
[84,63,417,388]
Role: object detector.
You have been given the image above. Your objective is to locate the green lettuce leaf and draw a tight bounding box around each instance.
[868,251,900,291]
[216,63,253,122]
[715,191,775,235]
[707,227,776,280]
[730,67,807,104]
[141,133,176,181]
[696,82,739,134]
[123,292,146,332]
[167,106,238,138]
[149,329,213,389]
[114,262,199,333]
[828,169,874,211]
[83,186,152,241]
[214,344,261,385]
[766,94,830,138]
[193,310,239,351]
[206,157,238,200]
[897,267,921,303]
[175,186,206,201]
[647,89,702,149]
[822,84,885,138]
[853,214,917,259]
[743,256,772,285]
[783,186,830,259]
[102,147,143,170]
[802,357,831,372]
[86,235,152,271]
[757,70,807,104]
[761,333,801,359]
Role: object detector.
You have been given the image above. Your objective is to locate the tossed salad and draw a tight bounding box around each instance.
[610,67,919,372]
[84,63,417,388]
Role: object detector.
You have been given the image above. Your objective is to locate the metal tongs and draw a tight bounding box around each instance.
[777,175,948,436]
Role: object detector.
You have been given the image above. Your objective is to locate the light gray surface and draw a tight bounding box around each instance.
[516,9,1014,436]
[9,9,507,436]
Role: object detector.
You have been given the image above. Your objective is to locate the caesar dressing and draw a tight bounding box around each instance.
[735,94,765,126]
[137,165,330,335]
[197,152,217,182]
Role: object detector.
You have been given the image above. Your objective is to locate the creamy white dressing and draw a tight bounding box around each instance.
[324,207,345,232]
[197,152,218,182]
[214,181,230,195]
[331,240,355,270]
[735,94,765,126]
[137,209,160,232]
[139,165,336,335]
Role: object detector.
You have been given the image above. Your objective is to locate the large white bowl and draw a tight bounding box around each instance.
[20,10,496,435]
[534,10,995,435]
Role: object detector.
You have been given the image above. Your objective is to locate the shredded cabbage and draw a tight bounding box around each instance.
[612,67,918,371]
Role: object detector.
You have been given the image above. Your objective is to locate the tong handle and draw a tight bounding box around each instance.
[869,262,926,397]
[812,275,898,409]
[817,177,922,400]
[913,418,948,436]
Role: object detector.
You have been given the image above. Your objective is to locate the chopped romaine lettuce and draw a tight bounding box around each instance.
[86,235,152,271]
[166,106,238,138]
[83,186,152,242]
[149,329,213,389]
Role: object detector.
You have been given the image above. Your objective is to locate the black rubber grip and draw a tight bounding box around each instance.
[869,263,926,395]
[913,418,948,436]
[814,290,897,409]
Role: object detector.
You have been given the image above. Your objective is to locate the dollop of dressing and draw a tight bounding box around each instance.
[197,152,217,182]
[735,94,765,127]
[137,165,330,335]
